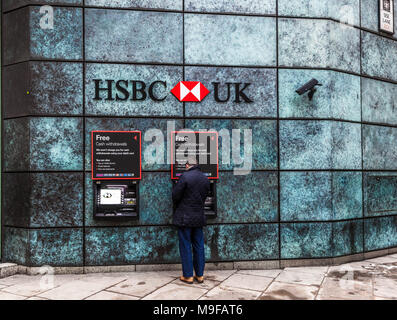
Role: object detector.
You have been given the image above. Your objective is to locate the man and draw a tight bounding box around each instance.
[172,157,210,284]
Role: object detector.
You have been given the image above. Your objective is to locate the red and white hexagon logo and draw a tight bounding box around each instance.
[170,81,210,102]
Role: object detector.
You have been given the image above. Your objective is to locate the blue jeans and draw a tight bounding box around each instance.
[177,227,205,278]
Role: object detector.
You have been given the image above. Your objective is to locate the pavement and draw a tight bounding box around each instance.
[1,254,397,300]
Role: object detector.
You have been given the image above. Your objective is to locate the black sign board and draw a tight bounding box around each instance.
[91,131,141,180]
[171,131,218,180]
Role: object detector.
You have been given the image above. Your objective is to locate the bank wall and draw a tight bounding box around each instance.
[2,0,397,267]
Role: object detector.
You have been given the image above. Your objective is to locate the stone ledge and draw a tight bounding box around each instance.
[206,262,234,270]
[84,265,136,274]
[364,249,390,260]
[388,247,397,254]
[0,263,19,278]
[332,253,364,265]
[280,258,333,268]
[26,266,85,276]
[2,247,397,277]
[135,264,180,272]
[234,260,279,270]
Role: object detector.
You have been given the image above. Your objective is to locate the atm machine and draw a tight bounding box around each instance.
[91,130,141,220]
[93,180,139,219]
[171,131,219,219]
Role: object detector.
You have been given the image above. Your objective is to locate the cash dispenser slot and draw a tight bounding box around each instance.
[93,180,139,220]
[204,181,217,218]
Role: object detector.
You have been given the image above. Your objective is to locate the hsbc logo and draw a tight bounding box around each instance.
[171,81,210,102]
[93,79,253,103]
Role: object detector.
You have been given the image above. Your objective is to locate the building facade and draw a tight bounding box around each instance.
[1,0,397,268]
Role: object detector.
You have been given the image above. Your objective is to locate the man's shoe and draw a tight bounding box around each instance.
[180,276,194,284]
[194,276,204,283]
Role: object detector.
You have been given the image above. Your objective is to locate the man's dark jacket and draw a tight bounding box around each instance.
[172,166,210,227]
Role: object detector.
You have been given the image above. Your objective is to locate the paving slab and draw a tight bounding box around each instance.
[316,294,373,300]
[237,269,281,278]
[108,270,181,278]
[367,256,397,265]
[373,296,393,300]
[328,263,368,273]
[86,291,140,300]
[37,276,127,300]
[200,285,261,300]
[26,296,49,300]
[202,270,236,282]
[275,270,324,286]
[317,277,373,300]
[346,261,380,270]
[0,291,26,300]
[106,272,176,298]
[373,276,397,299]
[0,274,39,287]
[220,273,273,292]
[171,278,220,290]
[327,266,374,283]
[2,274,84,297]
[283,266,329,275]
[2,253,397,300]
[259,281,319,300]
[3,280,53,297]
[142,283,207,300]
[82,272,134,279]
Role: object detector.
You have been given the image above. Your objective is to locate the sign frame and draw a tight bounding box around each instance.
[170,131,219,180]
[379,0,395,34]
[91,130,142,180]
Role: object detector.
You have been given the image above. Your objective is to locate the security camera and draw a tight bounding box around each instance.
[295,78,323,101]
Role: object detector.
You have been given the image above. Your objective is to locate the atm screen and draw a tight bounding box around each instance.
[99,188,122,205]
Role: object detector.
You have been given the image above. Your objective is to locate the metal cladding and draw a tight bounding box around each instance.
[1,1,397,267]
